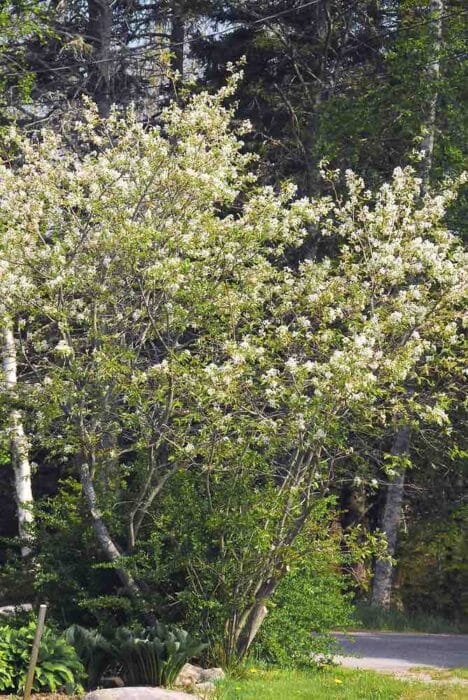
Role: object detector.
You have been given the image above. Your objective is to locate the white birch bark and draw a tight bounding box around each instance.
[2,323,34,557]
[79,462,143,600]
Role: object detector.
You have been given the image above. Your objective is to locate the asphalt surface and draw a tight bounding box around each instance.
[333,631,468,671]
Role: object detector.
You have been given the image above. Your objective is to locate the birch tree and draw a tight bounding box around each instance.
[1,322,34,557]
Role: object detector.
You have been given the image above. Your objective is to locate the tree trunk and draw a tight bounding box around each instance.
[79,461,143,600]
[371,1,444,610]
[2,323,34,557]
[170,2,185,79]
[235,602,268,659]
[87,0,113,117]
[420,0,443,186]
[371,425,411,608]
[343,486,370,588]
[231,576,280,661]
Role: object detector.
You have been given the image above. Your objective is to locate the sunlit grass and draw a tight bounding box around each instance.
[216,666,468,699]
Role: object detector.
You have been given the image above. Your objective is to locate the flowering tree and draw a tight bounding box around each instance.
[0,79,466,659]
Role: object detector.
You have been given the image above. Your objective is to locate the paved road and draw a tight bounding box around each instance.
[333,632,468,671]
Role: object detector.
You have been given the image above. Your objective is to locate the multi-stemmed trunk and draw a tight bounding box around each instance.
[225,576,281,663]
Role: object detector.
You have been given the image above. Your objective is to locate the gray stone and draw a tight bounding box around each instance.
[199,668,225,683]
[175,663,204,687]
[0,603,32,616]
[101,676,125,688]
[84,688,199,700]
[194,681,216,695]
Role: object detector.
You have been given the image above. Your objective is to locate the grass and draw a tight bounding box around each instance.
[409,667,468,681]
[352,603,467,634]
[216,666,468,699]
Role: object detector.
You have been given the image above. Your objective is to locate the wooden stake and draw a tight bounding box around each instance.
[23,604,47,700]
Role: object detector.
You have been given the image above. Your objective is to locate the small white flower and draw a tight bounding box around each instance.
[54,339,73,357]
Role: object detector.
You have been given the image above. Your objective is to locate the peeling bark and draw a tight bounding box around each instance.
[2,323,34,557]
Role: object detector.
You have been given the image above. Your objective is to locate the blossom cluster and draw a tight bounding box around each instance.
[0,83,465,504]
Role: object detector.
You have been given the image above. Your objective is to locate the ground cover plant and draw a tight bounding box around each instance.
[0,622,84,695]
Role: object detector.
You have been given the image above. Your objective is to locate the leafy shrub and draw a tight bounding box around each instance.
[254,559,354,668]
[0,621,85,694]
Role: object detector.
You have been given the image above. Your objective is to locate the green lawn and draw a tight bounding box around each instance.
[216,666,468,699]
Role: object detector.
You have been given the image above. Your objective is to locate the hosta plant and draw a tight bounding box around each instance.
[65,624,114,689]
[0,621,85,694]
[67,622,205,688]
[112,623,206,687]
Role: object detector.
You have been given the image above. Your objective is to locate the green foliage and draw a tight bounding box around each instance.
[396,504,468,624]
[0,621,85,694]
[67,622,206,688]
[1,78,466,667]
[8,480,136,627]
[65,624,113,689]
[254,545,354,668]
[314,0,467,229]
[0,0,53,122]
[354,602,465,635]
[158,484,358,667]
[111,623,206,687]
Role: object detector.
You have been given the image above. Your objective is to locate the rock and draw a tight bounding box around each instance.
[175,664,225,689]
[84,688,199,700]
[175,663,203,687]
[199,668,225,683]
[101,676,125,688]
[0,603,33,616]
[194,681,216,695]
